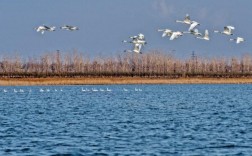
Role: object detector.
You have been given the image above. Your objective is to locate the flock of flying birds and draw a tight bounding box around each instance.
[35,24,79,34]
[122,14,245,54]
[34,14,245,54]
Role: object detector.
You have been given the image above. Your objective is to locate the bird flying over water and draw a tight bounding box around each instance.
[230,37,245,44]
[158,29,173,37]
[214,26,235,35]
[183,29,202,37]
[158,29,183,40]
[123,33,147,54]
[196,30,210,41]
[176,14,192,25]
[35,25,56,34]
[60,25,79,31]
[188,21,200,32]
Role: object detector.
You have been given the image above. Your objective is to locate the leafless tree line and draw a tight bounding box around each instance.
[1,51,252,78]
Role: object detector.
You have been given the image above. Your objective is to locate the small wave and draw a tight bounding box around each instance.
[194,144,252,150]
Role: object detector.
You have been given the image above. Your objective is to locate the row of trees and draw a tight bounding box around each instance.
[0,51,252,78]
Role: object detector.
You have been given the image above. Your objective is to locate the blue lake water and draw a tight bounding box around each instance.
[0,84,252,155]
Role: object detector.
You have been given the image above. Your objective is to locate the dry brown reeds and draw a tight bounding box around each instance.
[1,50,252,82]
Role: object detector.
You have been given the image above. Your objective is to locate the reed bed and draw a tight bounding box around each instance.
[1,50,252,86]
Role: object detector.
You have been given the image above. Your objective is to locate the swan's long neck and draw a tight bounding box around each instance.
[176,20,184,23]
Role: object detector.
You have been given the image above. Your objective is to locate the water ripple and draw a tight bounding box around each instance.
[0,84,252,155]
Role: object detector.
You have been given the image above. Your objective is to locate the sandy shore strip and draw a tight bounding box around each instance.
[1,77,252,86]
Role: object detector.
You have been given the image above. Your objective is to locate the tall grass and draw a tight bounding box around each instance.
[1,50,252,78]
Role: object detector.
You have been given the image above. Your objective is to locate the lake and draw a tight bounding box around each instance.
[0,85,252,155]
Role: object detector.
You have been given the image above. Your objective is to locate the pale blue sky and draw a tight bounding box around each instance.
[0,0,251,58]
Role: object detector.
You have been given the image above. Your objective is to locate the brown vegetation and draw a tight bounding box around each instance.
[1,77,252,86]
[1,50,252,85]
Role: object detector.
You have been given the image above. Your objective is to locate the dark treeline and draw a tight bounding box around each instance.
[1,51,252,78]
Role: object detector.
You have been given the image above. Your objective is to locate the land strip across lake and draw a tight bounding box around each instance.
[1,77,252,86]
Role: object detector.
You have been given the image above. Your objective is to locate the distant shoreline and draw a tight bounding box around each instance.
[1,77,252,86]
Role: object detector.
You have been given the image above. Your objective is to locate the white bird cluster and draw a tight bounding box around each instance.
[163,14,245,43]
[123,14,246,55]
[158,14,207,41]
[214,26,245,44]
[1,87,143,93]
[122,33,147,54]
[35,24,79,34]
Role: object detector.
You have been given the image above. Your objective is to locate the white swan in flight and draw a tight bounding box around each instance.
[124,43,143,54]
[196,30,210,41]
[60,25,79,31]
[176,14,192,25]
[129,33,145,40]
[188,21,200,31]
[137,33,145,40]
[214,26,235,35]
[158,29,183,40]
[183,29,202,36]
[123,33,147,54]
[158,29,173,37]
[170,31,183,40]
[230,37,245,44]
[132,43,143,54]
[35,25,56,34]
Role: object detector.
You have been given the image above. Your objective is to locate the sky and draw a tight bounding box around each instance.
[0,0,252,59]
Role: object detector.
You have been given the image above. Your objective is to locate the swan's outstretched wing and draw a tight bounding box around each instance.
[138,33,145,40]
[237,37,244,44]
[44,25,50,29]
[205,30,209,38]
[224,26,229,33]
[160,29,173,37]
[189,22,199,31]
[170,32,179,40]
[133,43,142,53]
[227,26,235,30]
[224,26,235,33]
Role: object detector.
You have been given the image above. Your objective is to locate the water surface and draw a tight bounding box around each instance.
[0,85,252,155]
